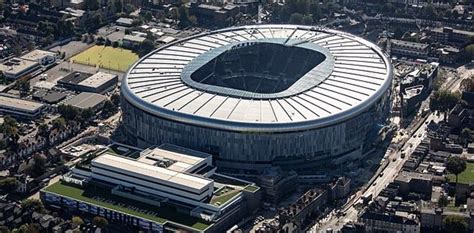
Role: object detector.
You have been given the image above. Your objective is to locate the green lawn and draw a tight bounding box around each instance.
[210,186,240,206]
[71,46,138,72]
[43,181,210,230]
[448,162,474,185]
[244,185,259,192]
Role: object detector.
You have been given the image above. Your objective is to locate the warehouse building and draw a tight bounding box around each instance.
[63,92,107,112]
[0,95,46,119]
[58,71,118,94]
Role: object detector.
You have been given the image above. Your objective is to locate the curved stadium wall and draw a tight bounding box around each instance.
[121,25,393,175]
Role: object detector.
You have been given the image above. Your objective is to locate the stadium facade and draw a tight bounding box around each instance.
[121,25,393,175]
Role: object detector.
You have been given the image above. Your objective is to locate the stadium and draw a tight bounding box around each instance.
[121,25,393,175]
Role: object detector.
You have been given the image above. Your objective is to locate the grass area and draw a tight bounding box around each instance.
[447,162,474,185]
[43,181,210,230]
[71,45,138,72]
[210,186,240,206]
[106,144,140,159]
[244,185,259,192]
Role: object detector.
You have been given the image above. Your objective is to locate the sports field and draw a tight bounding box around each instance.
[71,46,139,72]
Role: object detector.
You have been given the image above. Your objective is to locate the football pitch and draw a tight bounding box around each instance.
[71,45,139,72]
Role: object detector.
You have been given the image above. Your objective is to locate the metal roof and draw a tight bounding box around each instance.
[122,25,393,133]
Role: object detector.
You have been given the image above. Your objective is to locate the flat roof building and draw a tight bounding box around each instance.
[0,58,40,79]
[63,92,107,111]
[58,71,118,94]
[20,49,57,66]
[41,143,261,232]
[0,95,45,119]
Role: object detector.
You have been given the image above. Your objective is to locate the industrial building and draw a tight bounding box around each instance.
[41,144,261,233]
[121,25,393,176]
[20,49,57,66]
[0,95,46,119]
[63,92,107,111]
[0,58,40,79]
[58,71,118,94]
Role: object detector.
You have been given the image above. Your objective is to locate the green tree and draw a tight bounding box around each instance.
[178,5,190,28]
[446,156,467,186]
[31,154,46,177]
[37,124,49,138]
[289,13,303,24]
[27,41,35,51]
[460,128,473,147]
[102,100,117,116]
[443,215,468,233]
[114,0,123,13]
[86,0,99,10]
[92,216,109,228]
[429,89,460,121]
[14,79,30,97]
[140,39,155,54]
[143,11,153,22]
[302,15,313,25]
[0,177,19,192]
[465,45,474,62]
[52,117,66,130]
[460,76,474,92]
[58,105,80,121]
[124,3,135,14]
[111,93,120,106]
[71,216,84,228]
[0,226,9,233]
[21,199,44,212]
[81,108,94,121]
[438,194,448,207]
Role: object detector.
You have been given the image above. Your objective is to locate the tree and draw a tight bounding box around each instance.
[460,76,474,92]
[86,0,99,11]
[289,13,303,24]
[52,117,66,130]
[111,93,120,106]
[446,156,467,186]
[105,38,112,46]
[140,39,155,54]
[81,108,94,121]
[112,41,119,48]
[31,154,46,177]
[302,15,313,25]
[143,11,153,22]
[14,79,30,97]
[465,45,474,61]
[27,41,35,51]
[178,5,190,28]
[92,216,109,228]
[14,223,40,233]
[443,215,468,233]
[0,226,9,233]
[13,46,22,57]
[460,128,473,147]
[102,100,117,116]
[37,124,49,138]
[124,3,135,14]
[0,177,19,192]
[96,36,105,45]
[21,199,44,212]
[71,216,84,228]
[438,194,448,207]
[430,89,460,121]
[393,27,403,39]
[114,0,123,13]
[58,105,80,121]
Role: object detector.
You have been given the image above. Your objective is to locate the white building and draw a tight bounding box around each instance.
[20,49,57,66]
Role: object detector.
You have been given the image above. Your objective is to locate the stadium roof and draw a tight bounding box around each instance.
[122,25,392,132]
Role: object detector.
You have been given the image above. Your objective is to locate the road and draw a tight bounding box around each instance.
[314,112,440,232]
[312,64,469,232]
